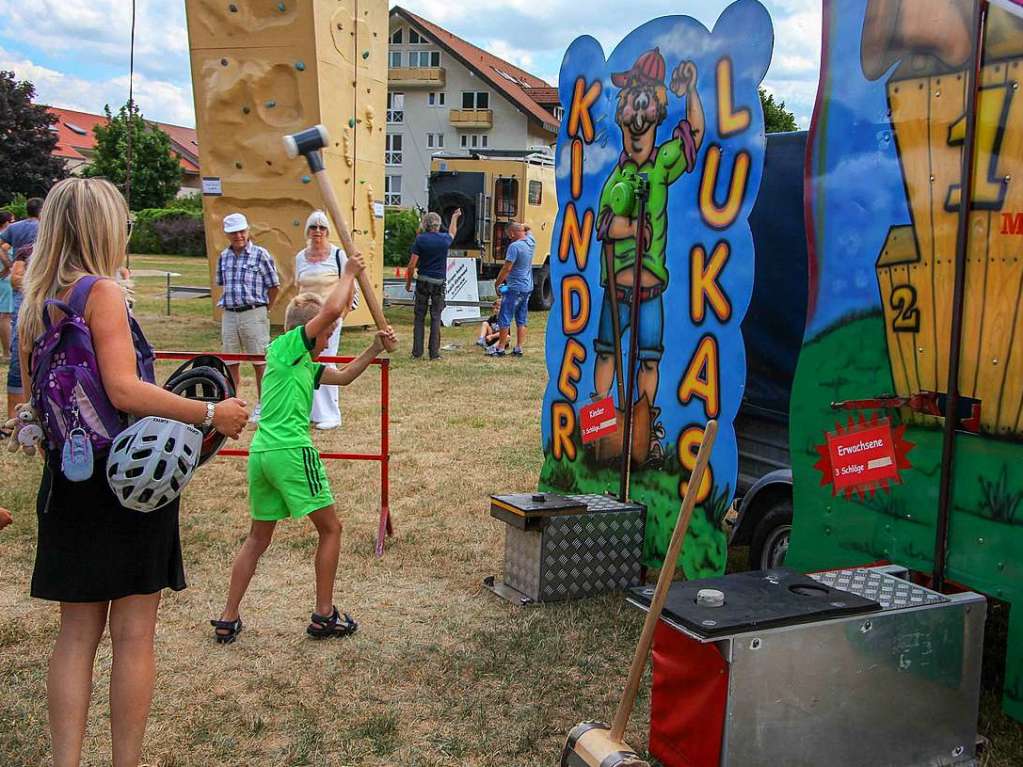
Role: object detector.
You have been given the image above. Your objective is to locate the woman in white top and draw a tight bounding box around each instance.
[292,210,359,429]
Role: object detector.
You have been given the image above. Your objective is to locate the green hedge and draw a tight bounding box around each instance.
[383,208,420,267]
[129,207,205,257]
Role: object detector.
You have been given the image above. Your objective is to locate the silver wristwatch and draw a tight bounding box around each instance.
[202,402,216,429]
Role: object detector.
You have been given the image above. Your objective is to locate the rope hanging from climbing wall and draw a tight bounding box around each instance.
[124,0,137,266]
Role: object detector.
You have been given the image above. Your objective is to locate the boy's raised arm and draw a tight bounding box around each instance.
[305,252,365,340]
[321,327,398,387]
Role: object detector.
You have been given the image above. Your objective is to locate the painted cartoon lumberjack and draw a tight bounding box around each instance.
[593,48,704,465]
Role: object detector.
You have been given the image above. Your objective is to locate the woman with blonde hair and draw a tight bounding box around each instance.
[17,177,249,767]
[290,210,358,430]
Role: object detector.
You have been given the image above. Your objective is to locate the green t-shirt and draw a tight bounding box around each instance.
[597,135,691,286]
[249,326,324,453]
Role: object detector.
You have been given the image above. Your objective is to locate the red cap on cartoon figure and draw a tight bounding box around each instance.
[612,48,666,87]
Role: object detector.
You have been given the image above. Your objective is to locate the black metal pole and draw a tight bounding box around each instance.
[620,176,649,501]
[933,1,987,592]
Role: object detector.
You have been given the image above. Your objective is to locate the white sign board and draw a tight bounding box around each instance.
[442,257,481,327]
[201,177,223,196]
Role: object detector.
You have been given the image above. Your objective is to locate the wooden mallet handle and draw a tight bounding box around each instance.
[609,419,719,743]
[284,125,397,352]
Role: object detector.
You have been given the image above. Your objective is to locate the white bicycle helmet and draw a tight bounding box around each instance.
[106,417,203,512]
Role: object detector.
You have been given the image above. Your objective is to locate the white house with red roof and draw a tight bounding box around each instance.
[386,7,562,209]
[46,106,201,197]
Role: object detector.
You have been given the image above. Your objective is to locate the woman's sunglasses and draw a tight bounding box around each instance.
[309,224,328,232]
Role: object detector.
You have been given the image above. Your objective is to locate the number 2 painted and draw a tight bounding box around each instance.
[890,284,921,333]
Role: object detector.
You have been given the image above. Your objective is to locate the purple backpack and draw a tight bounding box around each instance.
[30,276,156,454]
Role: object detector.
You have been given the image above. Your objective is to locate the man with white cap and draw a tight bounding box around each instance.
[217,213,280,422]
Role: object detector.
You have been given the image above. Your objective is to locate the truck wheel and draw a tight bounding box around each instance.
[748,499,793,571]
[529,263,553,311]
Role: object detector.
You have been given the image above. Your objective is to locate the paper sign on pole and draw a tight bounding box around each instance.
[580,397,618,444]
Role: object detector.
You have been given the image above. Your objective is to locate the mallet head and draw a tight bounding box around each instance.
[561,722,648,767]
[283,124,331,160]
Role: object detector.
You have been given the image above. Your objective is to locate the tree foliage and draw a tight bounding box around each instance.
[0,71,67,205]
[760,87,798,134]
[384,208,421,267]
[82,103,182,211]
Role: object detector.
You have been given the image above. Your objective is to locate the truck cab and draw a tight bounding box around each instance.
[428,148,558,310]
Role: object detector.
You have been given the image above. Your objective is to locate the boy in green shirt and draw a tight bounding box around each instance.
[211,253,397,642]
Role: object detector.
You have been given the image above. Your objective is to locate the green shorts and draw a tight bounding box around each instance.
[248,447,334,521]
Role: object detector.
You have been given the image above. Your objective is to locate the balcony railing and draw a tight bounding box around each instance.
[387,67,445,88]
[449,108,494,129]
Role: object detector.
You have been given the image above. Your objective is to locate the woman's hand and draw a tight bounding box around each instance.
[344,251,366,277]
[212,398,250,439]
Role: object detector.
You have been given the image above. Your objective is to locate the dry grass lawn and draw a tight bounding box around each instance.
[1,254,1020,766]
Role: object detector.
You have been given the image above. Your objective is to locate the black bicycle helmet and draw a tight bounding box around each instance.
[163,355,236,466]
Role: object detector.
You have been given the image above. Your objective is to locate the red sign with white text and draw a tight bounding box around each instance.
[580,397,618,444]
[826,420,899,493]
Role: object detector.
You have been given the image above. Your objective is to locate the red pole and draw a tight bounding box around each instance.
[376,359,392,556]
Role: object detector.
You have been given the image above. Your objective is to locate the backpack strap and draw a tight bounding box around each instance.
[334,246,343,278]
[67,275,102,317]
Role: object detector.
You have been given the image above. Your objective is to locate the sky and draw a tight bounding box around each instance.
[0,0,820,130]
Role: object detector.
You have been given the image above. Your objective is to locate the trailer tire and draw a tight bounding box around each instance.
[748,499,793,571]
[529,262,553,311]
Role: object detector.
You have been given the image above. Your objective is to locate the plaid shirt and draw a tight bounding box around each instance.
[216,241,280,308]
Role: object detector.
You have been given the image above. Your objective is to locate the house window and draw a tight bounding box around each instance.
[428,92,446,107]
[390,28,403,44]
[459,134,489,149]
[409,29,424,44]
[385,134,403,165]
[385,175,402,206]
[427,133,444,149]
[528,180,543,205]
[462,91,490,110]
[387,93,404,123]
[495,178,519,217]
[408,50,441,68]
[388,51,402,68]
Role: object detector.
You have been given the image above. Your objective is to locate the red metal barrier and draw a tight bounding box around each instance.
[156,351,393,556]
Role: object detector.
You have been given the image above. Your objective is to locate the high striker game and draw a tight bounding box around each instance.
[787,0,1023,720]
[539,0,773,575]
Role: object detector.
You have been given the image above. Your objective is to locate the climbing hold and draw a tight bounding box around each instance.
[348,117,356,128]
[301,175,312,184]
[277,2,286,11]
[235,161,243,169]
[295,61,305,71]
[362,50,370,60]
[265,100,277,109]
[228,3,237,11]
[293,219,301,227]
[221,58,229,67]
[242,106,251,114]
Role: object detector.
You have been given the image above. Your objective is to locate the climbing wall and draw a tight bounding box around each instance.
[184,0,386,327]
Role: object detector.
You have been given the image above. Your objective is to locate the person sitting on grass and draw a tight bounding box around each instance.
[476,297,506,353]
[211,252,397,643]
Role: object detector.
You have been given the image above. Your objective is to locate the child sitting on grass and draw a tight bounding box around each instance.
[211,252,397,643]
[476,298,507,355]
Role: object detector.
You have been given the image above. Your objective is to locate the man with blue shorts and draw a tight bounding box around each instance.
[493,222,532,357]
[1,197,42,420]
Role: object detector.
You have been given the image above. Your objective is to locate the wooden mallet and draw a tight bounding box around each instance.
[283,124,397,351]
[561,420,719,767]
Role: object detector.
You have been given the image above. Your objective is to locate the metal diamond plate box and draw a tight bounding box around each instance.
[485,493,646,604]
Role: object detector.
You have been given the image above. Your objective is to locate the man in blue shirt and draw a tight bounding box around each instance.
[405,209,461,360]
[217,212,280,421]
[1,197,42,419]
[493,222,533,357]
